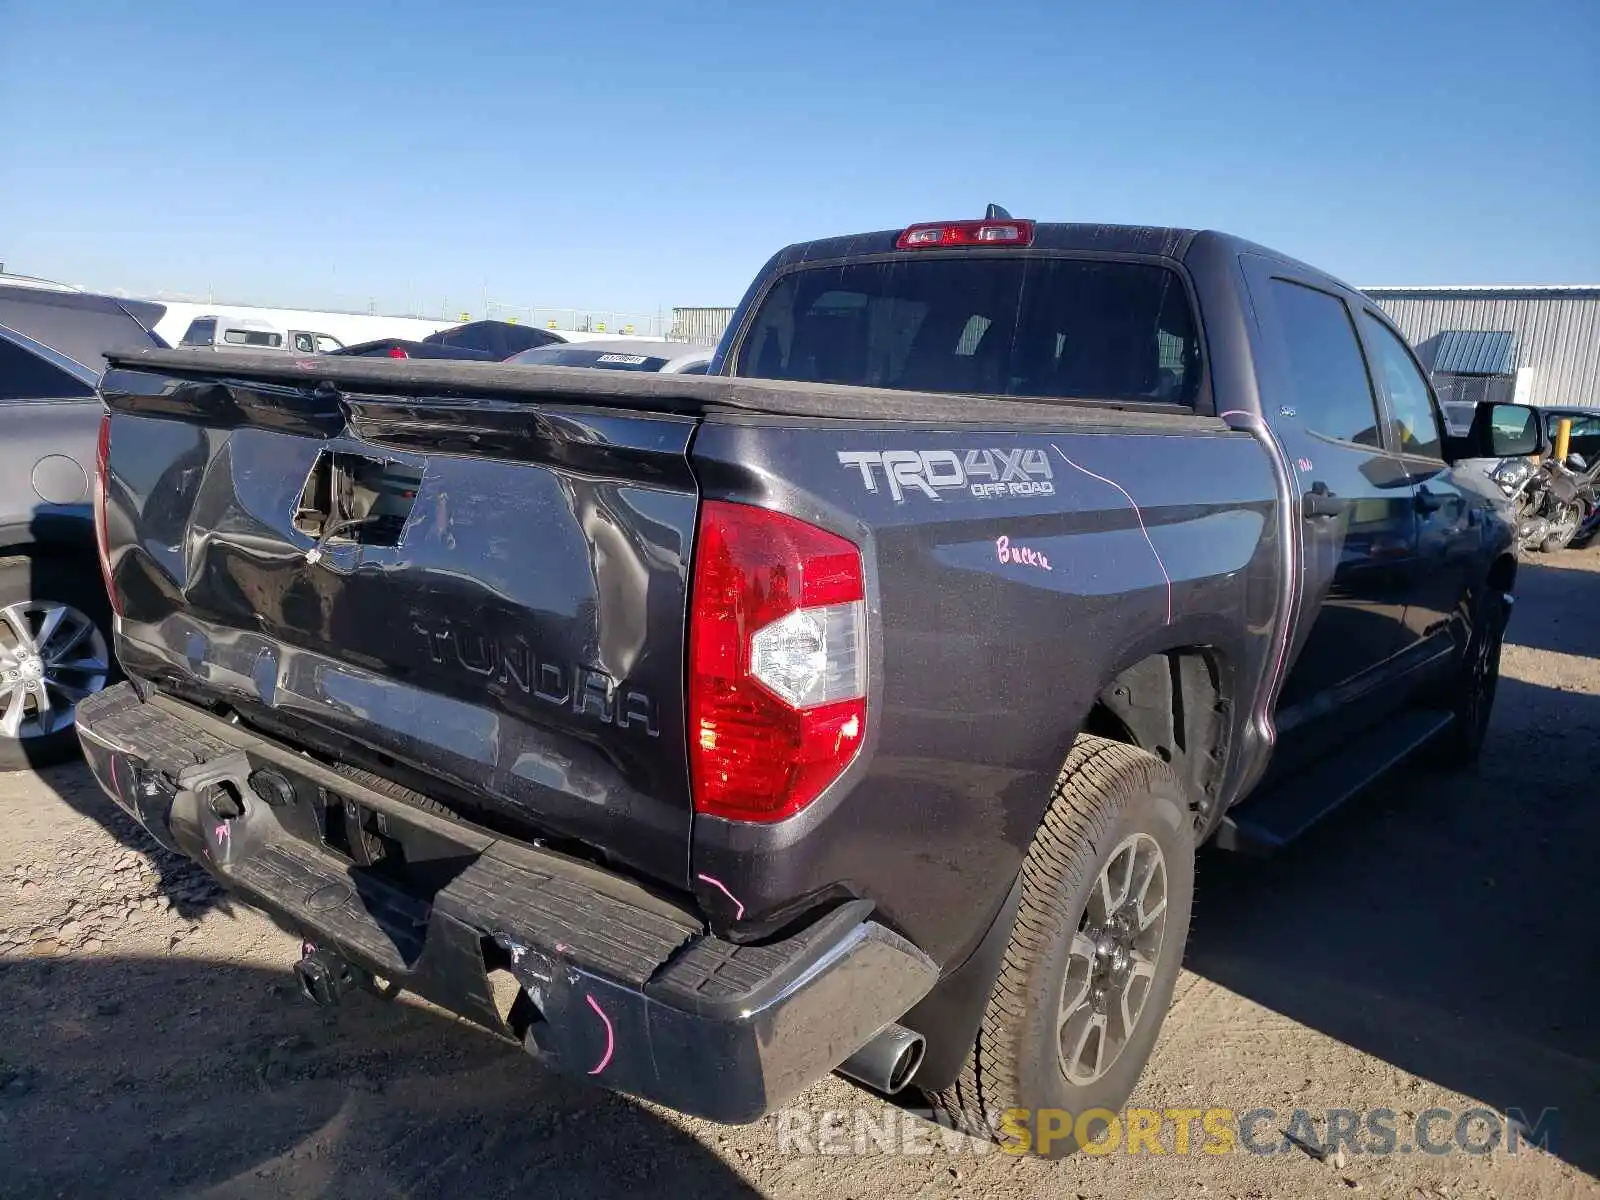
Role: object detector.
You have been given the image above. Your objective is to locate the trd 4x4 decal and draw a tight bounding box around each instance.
[837,448,1055,502]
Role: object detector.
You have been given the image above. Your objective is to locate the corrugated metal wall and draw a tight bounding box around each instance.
[670,306,736,344]
[1365,289,1600,408]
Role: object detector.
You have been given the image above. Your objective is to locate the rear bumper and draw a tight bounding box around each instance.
[74,683,938,1123]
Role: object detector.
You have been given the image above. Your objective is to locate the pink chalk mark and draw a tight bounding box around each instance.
[996,535,1051,570]
[215,823,230,843]
[696,872,745,920]
[585,993,615,1075]
[1050,446,1171,625]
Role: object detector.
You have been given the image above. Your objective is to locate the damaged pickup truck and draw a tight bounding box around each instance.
[77,214,1541,1155]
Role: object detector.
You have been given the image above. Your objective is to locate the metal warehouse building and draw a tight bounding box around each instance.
[1364,285,1600,432]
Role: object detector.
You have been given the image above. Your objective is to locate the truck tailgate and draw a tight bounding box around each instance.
[97,363,700,888]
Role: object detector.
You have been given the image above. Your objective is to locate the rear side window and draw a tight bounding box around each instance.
[734,257,1201,406]
[1262,280,1383,447]
[223,328,283,347]
[0,337,96,400]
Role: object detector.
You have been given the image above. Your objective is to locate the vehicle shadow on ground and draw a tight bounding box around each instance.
[1490,557,1600,658]
[27,758,231,920]
[1184,670,1600,1180]
[0,955,760,1199]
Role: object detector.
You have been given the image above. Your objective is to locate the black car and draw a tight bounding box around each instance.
[1540,406,1600,462]
[507,338,715,374]
[337,319,565,362]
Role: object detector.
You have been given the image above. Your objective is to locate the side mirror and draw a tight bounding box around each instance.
[1446,402,1547,461]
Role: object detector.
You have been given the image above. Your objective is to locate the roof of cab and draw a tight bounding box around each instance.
[767,222,1201,269]
[754,221,1365,312]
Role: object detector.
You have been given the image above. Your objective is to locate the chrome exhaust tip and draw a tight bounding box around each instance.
[836,1022,926,1095]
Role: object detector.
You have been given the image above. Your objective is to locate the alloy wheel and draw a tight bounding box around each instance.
[0,600,111,741]
[1057,831,1170,1085]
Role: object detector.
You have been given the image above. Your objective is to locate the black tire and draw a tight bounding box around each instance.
[926,735,1195,1158]
[1437,588,1507,768]
[1540,502,1582,553]
[0,553,117,772]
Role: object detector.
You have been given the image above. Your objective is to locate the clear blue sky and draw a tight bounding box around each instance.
[2,0,1596,318]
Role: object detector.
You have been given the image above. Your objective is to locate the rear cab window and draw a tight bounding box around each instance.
[733,255,1201,406]
[179,318,217,347]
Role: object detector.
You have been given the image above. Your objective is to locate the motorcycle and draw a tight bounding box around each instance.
[1490,451,1597,553]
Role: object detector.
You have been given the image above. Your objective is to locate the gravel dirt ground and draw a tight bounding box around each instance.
[2,548,1597,1199]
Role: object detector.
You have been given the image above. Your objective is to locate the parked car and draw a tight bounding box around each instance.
[82,214,1536,1155]
[0,284,166,769]
[176,314,344,355]
[1540,406,1600,462]
[507,338,715,374]
[337,319,565,362]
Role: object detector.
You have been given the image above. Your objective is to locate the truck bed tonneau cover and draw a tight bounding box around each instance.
[102,347,1226,432]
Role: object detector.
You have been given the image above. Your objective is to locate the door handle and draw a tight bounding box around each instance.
[1302,486,1341,520]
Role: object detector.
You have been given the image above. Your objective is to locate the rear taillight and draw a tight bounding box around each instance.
[387,345,409,359]
[688,501,867,823]
[896,219,1035,249]
[93,411,122,616]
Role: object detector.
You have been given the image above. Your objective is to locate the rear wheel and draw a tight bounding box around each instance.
[0,555,115,772]
[926,735,1195,1158]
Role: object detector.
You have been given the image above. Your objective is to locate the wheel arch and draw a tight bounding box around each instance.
[1080,645,1234,836]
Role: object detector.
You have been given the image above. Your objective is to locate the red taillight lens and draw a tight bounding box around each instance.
[896,219,1035,249]
[387,345,409,359]
[688,501,867,823]
[93,411,122,616]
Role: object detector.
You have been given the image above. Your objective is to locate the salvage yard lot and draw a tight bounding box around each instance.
[2,549,1597,1199]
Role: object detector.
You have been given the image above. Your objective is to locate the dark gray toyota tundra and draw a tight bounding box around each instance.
[75,215,1542,1155]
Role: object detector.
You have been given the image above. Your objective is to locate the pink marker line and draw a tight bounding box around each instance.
[696,872,745,920]
[1219,410,1298,743]
[585,993,614,1075]
[1051,445,1172,625]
